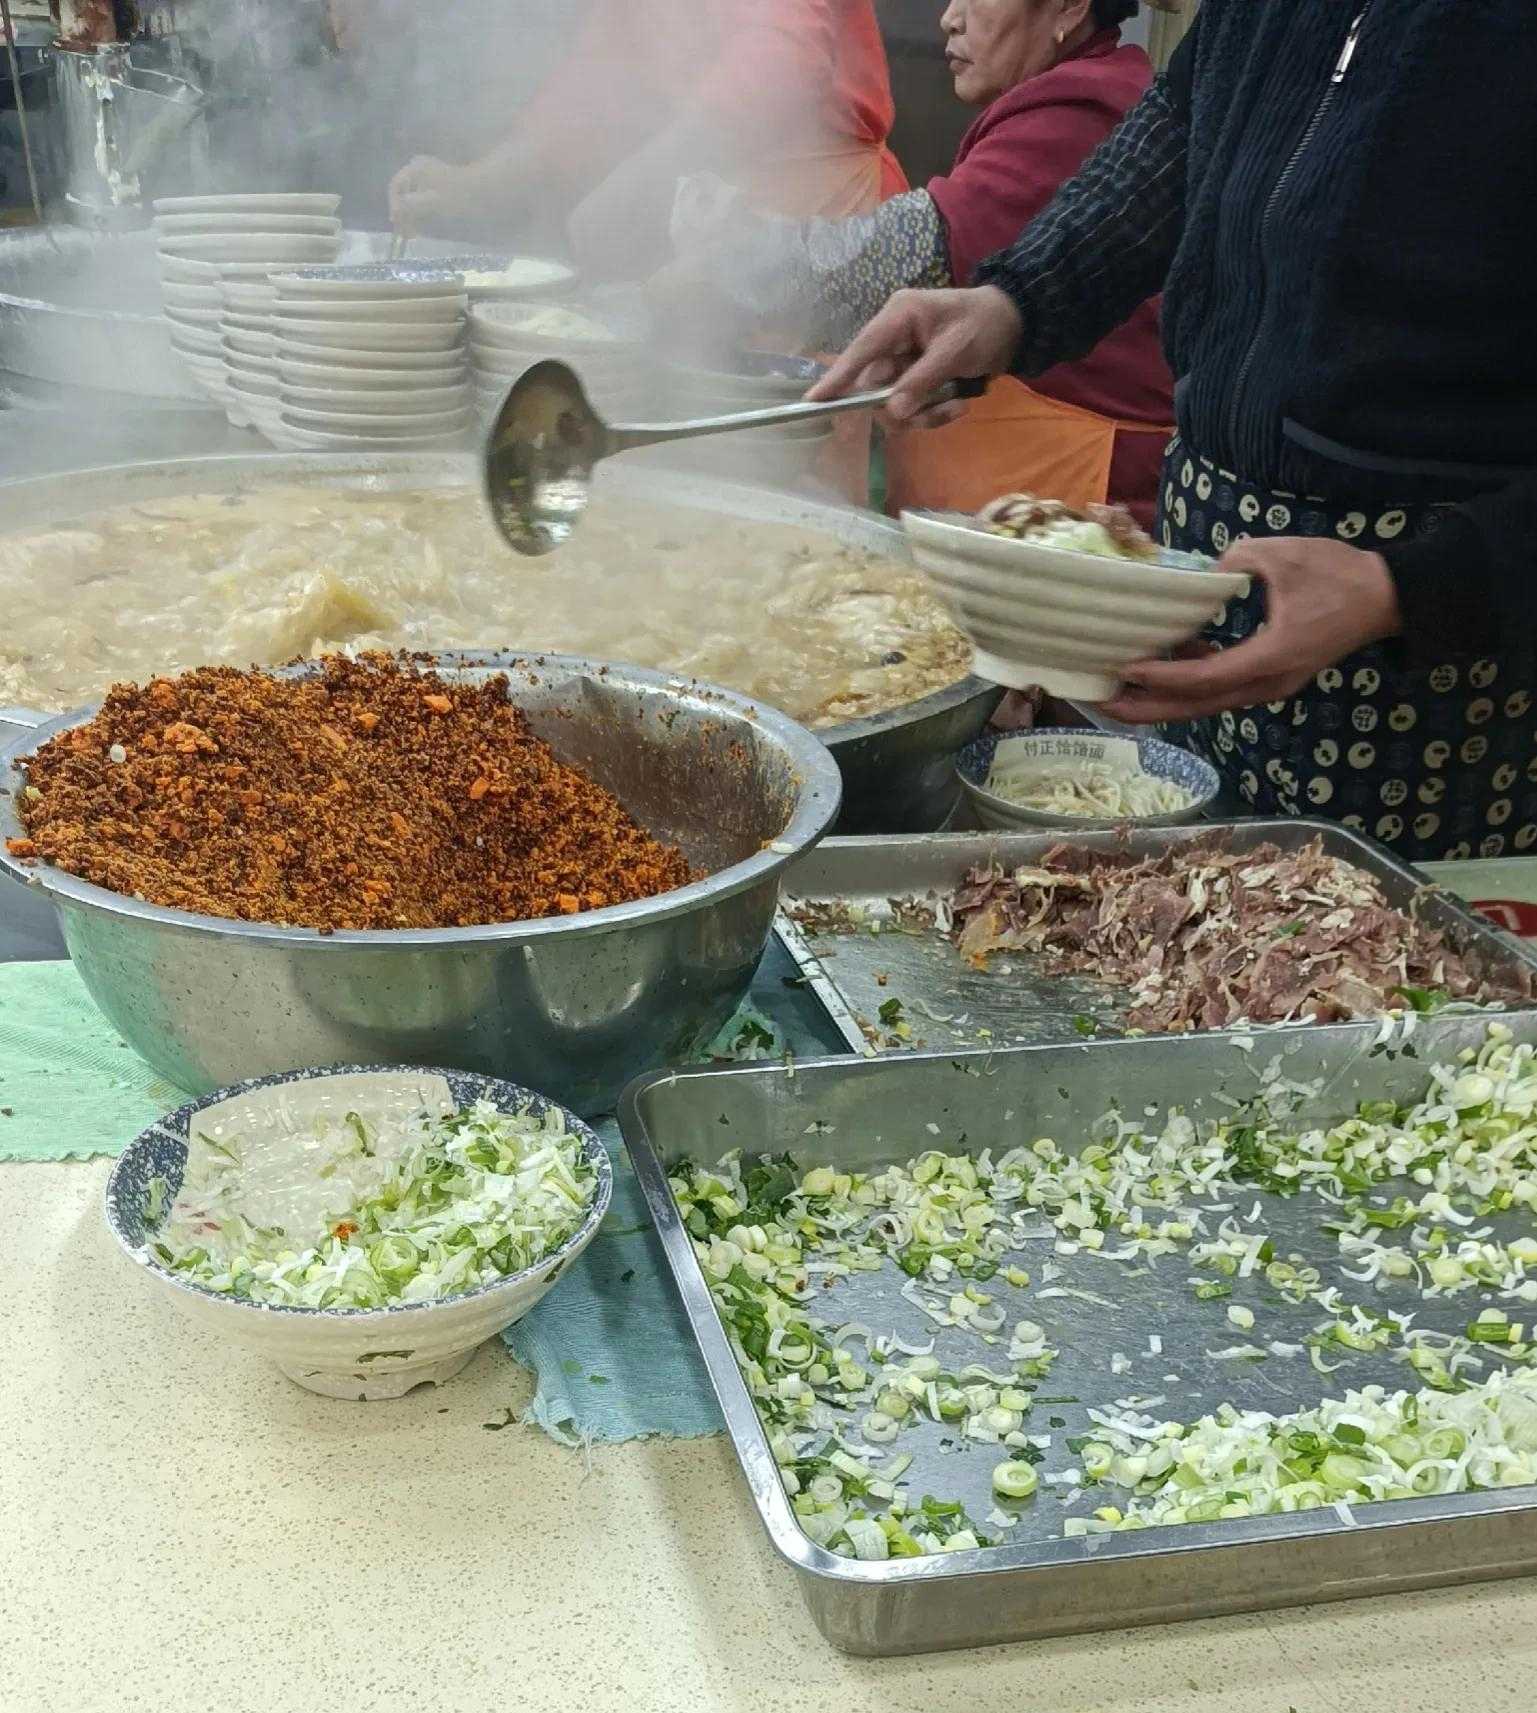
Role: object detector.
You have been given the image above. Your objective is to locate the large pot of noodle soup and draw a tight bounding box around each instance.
[0,452,998,831]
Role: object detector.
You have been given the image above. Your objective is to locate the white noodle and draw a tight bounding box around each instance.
[986,761,1194,820]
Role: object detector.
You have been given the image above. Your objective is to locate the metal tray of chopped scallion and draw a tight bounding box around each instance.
[621,1012,1537,1654]
[775,819,1537,1057]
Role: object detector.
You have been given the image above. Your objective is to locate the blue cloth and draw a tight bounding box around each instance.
[502,938,844,1445]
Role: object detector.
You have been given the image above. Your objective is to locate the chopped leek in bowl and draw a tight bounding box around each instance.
[106,1064,611,1399]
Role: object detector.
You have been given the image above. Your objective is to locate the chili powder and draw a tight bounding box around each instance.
[8,655,695,931]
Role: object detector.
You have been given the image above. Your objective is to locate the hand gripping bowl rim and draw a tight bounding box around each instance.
[104,1061,613,1322]
[0,649,844,949]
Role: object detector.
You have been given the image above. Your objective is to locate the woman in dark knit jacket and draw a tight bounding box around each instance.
[811,0,1537,864]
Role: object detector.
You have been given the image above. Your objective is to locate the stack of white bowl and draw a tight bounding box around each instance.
[470,300,643,425]
[265,266,471,450]
[156,257,228,402]
[219,280,280,436]
[657,353,830,486]
[152,194,342,402]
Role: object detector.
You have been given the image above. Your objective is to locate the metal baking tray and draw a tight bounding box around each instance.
[776,819,1537,1056]
[621,1014,1537,1654]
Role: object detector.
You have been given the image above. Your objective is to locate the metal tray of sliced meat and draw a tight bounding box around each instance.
[775,818,1537,1057]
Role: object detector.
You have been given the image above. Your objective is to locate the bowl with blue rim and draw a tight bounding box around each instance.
[106,1063,612,1401]
[956,726,1219,833]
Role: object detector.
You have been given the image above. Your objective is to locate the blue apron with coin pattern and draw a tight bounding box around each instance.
[1157,438,1534,865]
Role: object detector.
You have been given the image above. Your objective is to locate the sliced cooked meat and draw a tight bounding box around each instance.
[949,837,1530,1032]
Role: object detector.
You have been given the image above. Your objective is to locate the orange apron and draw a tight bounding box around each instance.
[738,139,898,505]
[885,377,1170,516]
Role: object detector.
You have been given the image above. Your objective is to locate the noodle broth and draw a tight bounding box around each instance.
[0,484,972,725]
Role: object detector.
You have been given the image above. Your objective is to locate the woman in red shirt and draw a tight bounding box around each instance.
[658,0,1179,523]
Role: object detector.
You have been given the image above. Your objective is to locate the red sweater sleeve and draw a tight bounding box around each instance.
[927,54,1154,285]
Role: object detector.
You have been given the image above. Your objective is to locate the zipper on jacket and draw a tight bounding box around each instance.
[1224,6,1370,462]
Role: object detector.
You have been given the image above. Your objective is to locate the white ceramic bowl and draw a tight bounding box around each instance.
[175,355,229,403]
[157,233,342,263]
[154,193,341,217]
[164,303,222,328]
[278,355,465,389]
[408,254,574,300]
[273,294,465,324]
[221,282,279,311]
[105,1065,611,1401]
[227,368,280,398]
[279,402,472,435]
[213,261,295,281]
[174,346,225,376]
[270,266,466,301]
[228,390,282,435]
[901,509,1250,701]
[169,322,224,357]
[956,728,1221,832]
[223,330,276,360]
[279,382,470,414]
[663,353,824,406]
[470,339,635,379]
[154,212,342,237]
[276,337,465,370]
[274,318,462,352]
[453,257,577,300]
[268,422,469,451]
[240,404,287,441]
[469,300,622,353]
[226,348,278,377]
[161,282,223,310]
[158,256,220,284]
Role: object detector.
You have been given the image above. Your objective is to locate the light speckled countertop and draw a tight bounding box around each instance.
[7,1157,1537,1713]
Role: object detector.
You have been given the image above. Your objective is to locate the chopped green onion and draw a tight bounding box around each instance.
[147,1100,596,1310]
[992,1460,1040,1501]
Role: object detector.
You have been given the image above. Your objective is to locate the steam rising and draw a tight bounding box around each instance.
[4,0,872,502]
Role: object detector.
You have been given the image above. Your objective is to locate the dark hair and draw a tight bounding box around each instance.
[1092,0,1141,27]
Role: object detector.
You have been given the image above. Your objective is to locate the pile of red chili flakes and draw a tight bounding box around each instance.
[6,655,695,931]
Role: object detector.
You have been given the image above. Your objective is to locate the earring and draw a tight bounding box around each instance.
[1055,27,1066,43]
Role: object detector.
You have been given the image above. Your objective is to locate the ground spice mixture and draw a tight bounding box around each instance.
[6,655,695,931]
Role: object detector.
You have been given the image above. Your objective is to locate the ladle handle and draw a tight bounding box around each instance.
[607,376,988,453]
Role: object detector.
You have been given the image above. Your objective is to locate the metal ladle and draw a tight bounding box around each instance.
[484,359,986,555]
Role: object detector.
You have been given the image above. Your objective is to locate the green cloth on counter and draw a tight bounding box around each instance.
[0,946,845,1449]
[0,962,189,1160]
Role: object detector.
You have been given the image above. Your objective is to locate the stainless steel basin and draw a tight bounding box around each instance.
[0,652,841,1111]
